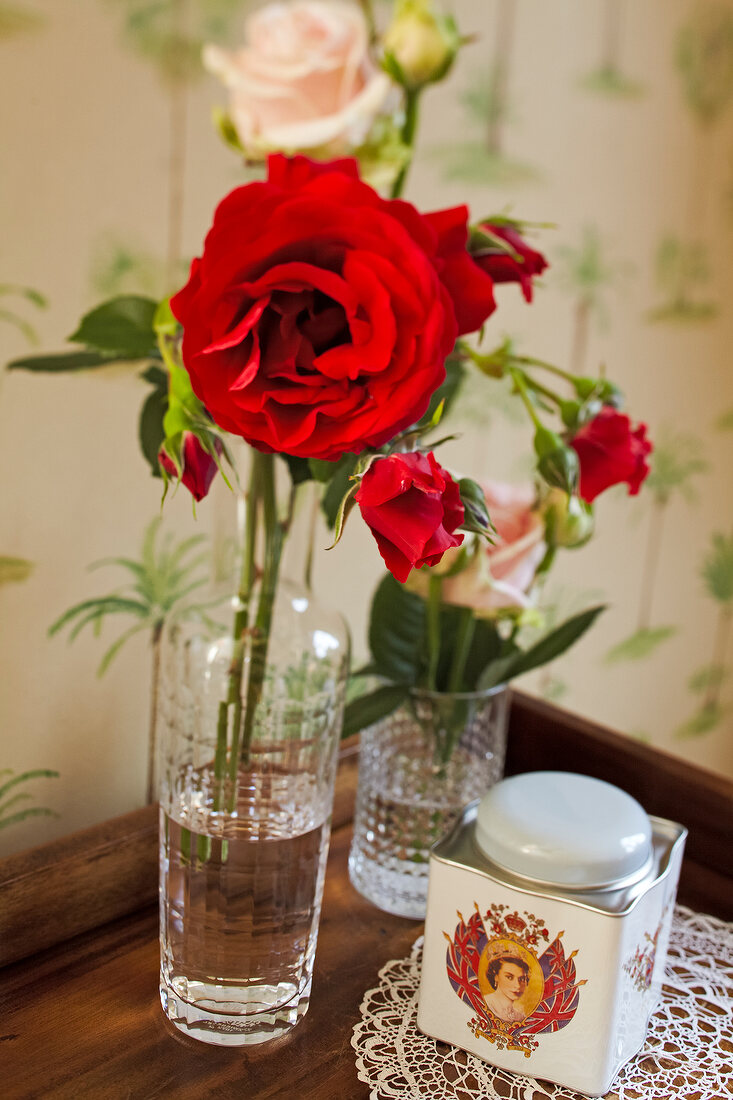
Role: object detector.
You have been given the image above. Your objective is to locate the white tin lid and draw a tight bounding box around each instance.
[474,771,653,889]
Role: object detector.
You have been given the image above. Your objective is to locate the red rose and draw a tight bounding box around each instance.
[159,433,219,502]
[170,156,495,461]
[570,408,652,503]
[474,224,548,302]
[423,205,497,334]
[355,451,465,583]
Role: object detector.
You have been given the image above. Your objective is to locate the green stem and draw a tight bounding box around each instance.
[391,88,420,199]
[446,607,475,694]
[516,354,577,384]
[304,485,319,591]
[522,373,564,409]
[195,456,261,861]
[222,456,261,793]
[425,574,443,691]
[239,453,285,768]
[509,367,543,430]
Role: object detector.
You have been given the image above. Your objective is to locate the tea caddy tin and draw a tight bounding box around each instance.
[417,771,687,1097]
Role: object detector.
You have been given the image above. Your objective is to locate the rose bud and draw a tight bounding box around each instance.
[355,451,464,583]
[543,489,595,549]
[471,223,548,302]
[383,0,460,90]
[570,407,652,503]
[159,433,220,503]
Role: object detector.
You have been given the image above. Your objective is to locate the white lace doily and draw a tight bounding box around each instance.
[351,906,732,1100]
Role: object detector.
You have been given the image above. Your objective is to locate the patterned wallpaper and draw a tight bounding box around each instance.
[1,0,732,855]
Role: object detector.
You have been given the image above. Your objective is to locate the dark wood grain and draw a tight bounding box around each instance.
[0,827,415,1100]
[0,802,158,970]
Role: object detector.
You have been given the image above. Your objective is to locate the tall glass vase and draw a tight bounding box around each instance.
[348,685,509,920]
[157,492,348,1045]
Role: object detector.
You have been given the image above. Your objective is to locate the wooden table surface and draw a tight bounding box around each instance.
[0,826,418,1100]
[1,694,731,1100]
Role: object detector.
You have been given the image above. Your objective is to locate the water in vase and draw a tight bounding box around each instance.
[159,768,331,1046]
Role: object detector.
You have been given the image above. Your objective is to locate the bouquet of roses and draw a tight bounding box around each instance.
[8,0,652,776]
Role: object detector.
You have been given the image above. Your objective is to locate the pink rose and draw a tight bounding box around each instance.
[439,483,546,614]
[203,1,393,156]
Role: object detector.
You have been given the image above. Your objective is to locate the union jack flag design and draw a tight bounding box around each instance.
[444,903,587,1056]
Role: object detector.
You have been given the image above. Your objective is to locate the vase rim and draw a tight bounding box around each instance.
[409,684,507,702]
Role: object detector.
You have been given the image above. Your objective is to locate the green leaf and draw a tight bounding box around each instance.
[48,596,150,637]
[320,453,360,529]
[0,768,58,801]
[0,807,58,830]
[212,106,245,154]
[0,556,33,585]
[7,350,122,372]
[676,703,725,739]
[309,456,343,483]
[139,367,168,477]
[701,533,733,604]
[455,617,505,689]
[97,620,151,676]
[69,295,158,358]
[381,48,407,86]
[280,454,313,486]
[458,477,492,536]
[687,663,727,695]
[153,297,179,338]
[605,626,676,663]
[418,355,466,429]
[368,574,426,684]
[326,482,359,549]
[538,445,579,495]
[493,605,606,682]
[341,683,410,738]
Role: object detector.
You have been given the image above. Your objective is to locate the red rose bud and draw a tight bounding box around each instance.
[570,408,652,504]
[170,155,496,461]
[473,224,548,302]
[159,433,220,502]
[355,451,465,583]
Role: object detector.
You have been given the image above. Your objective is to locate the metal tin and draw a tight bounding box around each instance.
[417,772,687,1097]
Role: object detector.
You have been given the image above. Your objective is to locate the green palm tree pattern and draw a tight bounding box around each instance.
[0,556,33,585]
[580,0,643,98]
[89,234,173,300]
[677,2,733,130]
[432,0,538,186]
[648,236,717,323]
[0,283,47,346]
[0,769,58,832]
[102,0,248,284]
[554,226,630,375]
[0,2,43,37]
[651,4,733,324]
[49,516,218,803]
[717,407,733,432]
[606,429,707,663]
[677,530,733,737]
